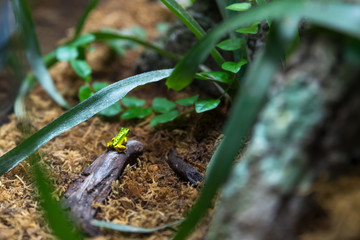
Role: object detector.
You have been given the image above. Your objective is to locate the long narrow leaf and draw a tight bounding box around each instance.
[0,69,173,176]
[30,152,82,240]
[160,0,224,66]
[91,31,180,61]
[166,1,360,91]
[11,0,70,108]
[91,219,183,233]
[173,23,285,240]
[74,0,99,37]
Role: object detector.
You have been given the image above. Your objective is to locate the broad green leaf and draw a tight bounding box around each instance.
[93,81,109,92]
[176,95,199,106]
[74,0,99,37]
[0,69,173,176]
[56,46,78,61]
[121,107,152,119]
[70,33,96,47]
[198,71,232,83]
[167,1,360,91]
[216,38,243,51]
[29,153,82,240]
[122,96,146,108]
[150,110,179,126]
[226,3,252,11]
[173,22,287,240]
[236,21,260,34]
[221,59,247,73]
[78,85,93,101]
[91,219,183,233]
[99,102,122,117]
[70,59,92,82]
[195,99,221,113]
[160,0,224,66]
[12,0,69,108]
[152,98,176,113]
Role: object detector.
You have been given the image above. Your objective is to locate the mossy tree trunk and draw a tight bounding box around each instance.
[207,31,360,240]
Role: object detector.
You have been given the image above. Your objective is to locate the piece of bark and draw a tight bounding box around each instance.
[167,148,204,186]
[207,31,360,240]
[63,140,144,236]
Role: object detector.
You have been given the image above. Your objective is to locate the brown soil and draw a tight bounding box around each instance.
[0,0,225,239]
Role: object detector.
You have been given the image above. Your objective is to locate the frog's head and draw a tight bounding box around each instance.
[121,127,130,135]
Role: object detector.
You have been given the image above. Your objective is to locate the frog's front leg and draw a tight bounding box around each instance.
[114,144,127,153]
[107,142,114,149]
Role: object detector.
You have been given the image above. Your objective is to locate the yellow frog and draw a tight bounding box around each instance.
[107,127,130,153]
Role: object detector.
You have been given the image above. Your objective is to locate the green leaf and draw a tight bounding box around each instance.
[56,46,78,61]
[29,153,82,240]
[221,59,247,73]
[91,219,183,233]
[70,59,92,82]
[198,71,232,83]
[216,38,243,51]
[160,0,224,66]
[74,0,100,37]
[12,0,70,108]
[195,99,220,113]
[236,21,260,34]
[121,107,152,119]
[226,3,252,11]
[156,22,170,34]
[99,102,122,117]
[70,33,96,47]
[150,110,179,126]
[92,81,109,92]
[152,97,177,113]
[78,85,93,101]
[0,69,173,176]
[167,1,360,91]
[92,31,180,61]
[176,95,199,106]
[122,96,146,108]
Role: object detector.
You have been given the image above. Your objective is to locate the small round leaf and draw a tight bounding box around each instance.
[99,102,122,117]
[236,21,260,34]
[78,85,93,101]
[226,3,251,11]
[70,59,92,82]
[195,99,221,113]
[56,46,78,61]
[150,110,179,126]
[221,59,247,73]
[176,95,199,106]
[216,38,243,51]
[121,107,152,119]
[122,96,146,108]
[198,71,232,83]
[152,98,176,113]
[93,82,109,92]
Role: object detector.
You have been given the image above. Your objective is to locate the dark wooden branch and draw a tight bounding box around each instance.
[167,148,204,186]
[63,140,144,236]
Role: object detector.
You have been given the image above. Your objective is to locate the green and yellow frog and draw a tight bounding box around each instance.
[107,127,130,153]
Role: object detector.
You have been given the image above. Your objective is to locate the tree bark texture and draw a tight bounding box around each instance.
[207,31,360,240]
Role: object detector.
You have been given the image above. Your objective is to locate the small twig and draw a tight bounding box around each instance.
[167,148,204,186]
[63,140,144,236]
